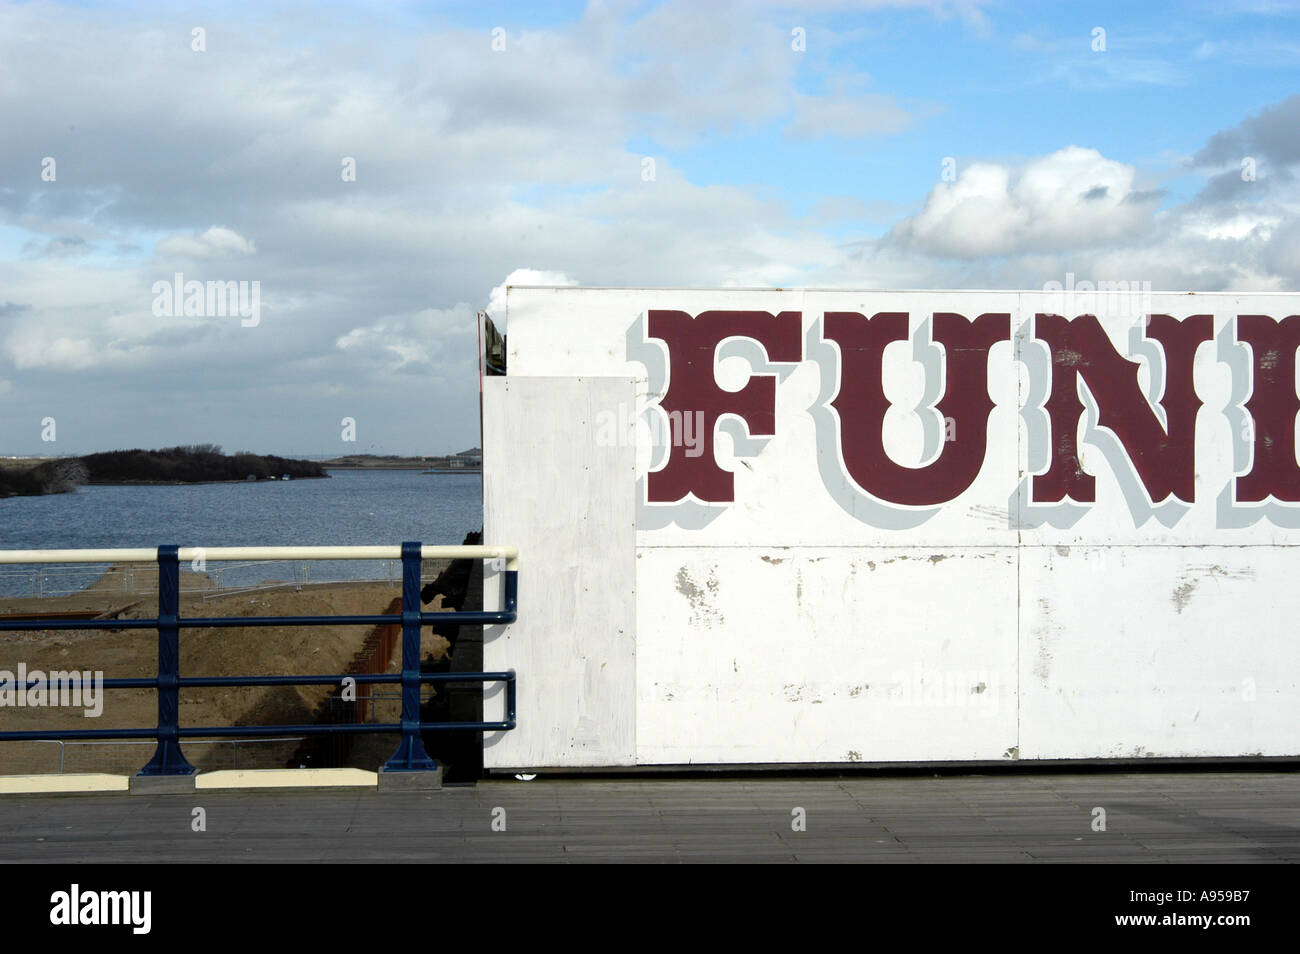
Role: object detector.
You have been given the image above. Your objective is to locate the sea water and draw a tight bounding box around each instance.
[0,469,481,596]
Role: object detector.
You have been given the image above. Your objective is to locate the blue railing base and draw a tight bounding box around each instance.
[138,741,197,777]
[382,734,439,773]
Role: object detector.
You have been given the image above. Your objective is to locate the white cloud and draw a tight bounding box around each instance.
[335,304,479,373]
[787,92,915,139]
[1181,209,1282,242]
[487,269,578,321]
[888,147,1158,258]
[156,227,256,260]
[4,327,100,371]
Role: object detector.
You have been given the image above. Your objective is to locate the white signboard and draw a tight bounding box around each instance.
[484,288,1300,768]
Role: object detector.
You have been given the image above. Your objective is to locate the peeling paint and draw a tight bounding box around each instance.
[1188,563,1256,581]
[968,503,1007,527]
[674,566,723,627]
[1032,598,1056,684]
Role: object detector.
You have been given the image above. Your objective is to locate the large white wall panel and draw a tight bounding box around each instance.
[480,287,1300,767]
[483,376,638,768]
[635,547,1017,764]
[1018,547,1300,759]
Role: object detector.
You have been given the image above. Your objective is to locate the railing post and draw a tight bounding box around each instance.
[139,545,196,777]
[504,568,518,616]
[382,541,437,773]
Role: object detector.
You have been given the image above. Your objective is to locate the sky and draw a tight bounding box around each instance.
[1,0,1299,456]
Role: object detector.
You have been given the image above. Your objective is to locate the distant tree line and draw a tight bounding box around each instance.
[0,446,326,497]
[0,459,87,498]
[79,446,327,483]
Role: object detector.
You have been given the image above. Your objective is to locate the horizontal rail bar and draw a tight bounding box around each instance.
[5,672,515,690]
[172,722,515,737]
[175,611,517,628]
[0,609,517,632]
[57,737,308,747]
[176,672,515,688]
[0,722,515,742]
[0,671,516,742]
[0,544,519,570]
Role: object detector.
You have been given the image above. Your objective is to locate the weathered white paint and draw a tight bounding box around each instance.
[635,547,1017,764]
[1018,546,1300,759]
[483,376,638,767]
[484,286,1300,768]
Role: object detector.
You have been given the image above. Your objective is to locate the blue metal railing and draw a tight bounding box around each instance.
[0,541,518,776]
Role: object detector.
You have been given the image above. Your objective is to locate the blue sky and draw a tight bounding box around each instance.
[1,0,1299,455]
[416,1,1300,219]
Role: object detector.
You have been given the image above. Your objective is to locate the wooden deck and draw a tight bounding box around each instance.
[1,771,1296,863]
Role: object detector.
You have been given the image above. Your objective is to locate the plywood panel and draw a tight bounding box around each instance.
[483,376,638,768]
[635,547,1018,764]
[1018,546,1300,759]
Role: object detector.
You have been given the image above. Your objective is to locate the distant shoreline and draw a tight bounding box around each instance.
[324,463,439,470]
[80,475,333,487]
[319,451,481,470]
[0,446,328,499]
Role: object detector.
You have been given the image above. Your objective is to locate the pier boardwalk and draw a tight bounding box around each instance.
[1,771,1296,863]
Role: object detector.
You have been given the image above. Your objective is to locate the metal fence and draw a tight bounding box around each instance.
[0,542,518,777]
